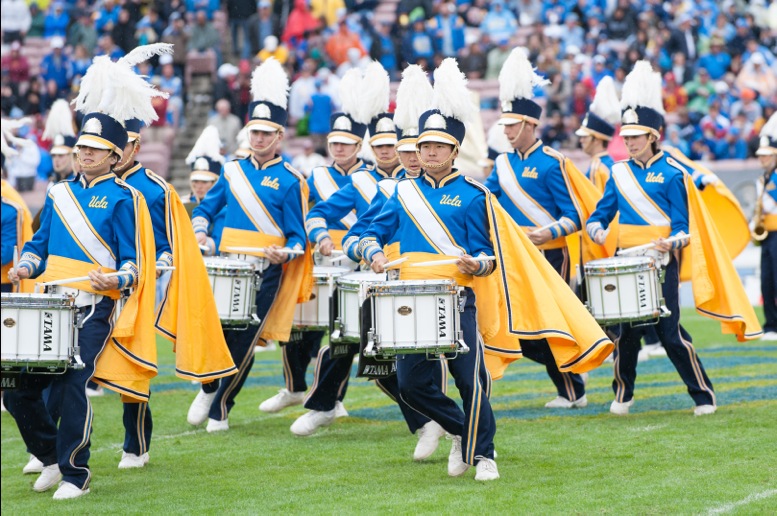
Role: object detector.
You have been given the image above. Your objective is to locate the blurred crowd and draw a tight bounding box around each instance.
[2,0,776,184]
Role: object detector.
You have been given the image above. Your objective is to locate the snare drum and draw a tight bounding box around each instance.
[314,250,359,270]
[1,293,79,373]
[293,266,349,330]
[367,279,466,357]
[332,271,386,342]
[584,256,667,325]
[203,256,257,326]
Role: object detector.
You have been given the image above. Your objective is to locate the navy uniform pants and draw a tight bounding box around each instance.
[375,365,445,434]
[397,288,495,464]
[611,256,715,406]
[520,246,586,401]
[194,263,284,421]
[282,330,346,401]
[4,297,116,490]
[762,231,777,333]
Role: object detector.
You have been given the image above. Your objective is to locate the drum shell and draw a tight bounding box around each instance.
[293,266,349,329]
[203,257,257,324]
[334,271,385,342]
[368,280,462,356]
[1,293,78,372]
[584,257,662,324]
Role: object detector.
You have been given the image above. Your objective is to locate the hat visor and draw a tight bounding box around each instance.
[50,147,72,155]
[371,136,398,147]
[247,122,281,133]
[755,147,777,156]
[575,128,590,137]
[327,134,361,145]
[497,117,522,126]
[417,134,458,145]
[190,171,219,181]
[76,136,112,151]
[396,143,417,152]
[619,127,651,137]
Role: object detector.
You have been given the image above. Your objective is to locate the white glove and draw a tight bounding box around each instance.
[700,174,719,186]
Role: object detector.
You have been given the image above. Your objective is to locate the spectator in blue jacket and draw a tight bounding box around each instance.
[697,35,730,80]
[186,0,221,19]
[402,19,435,64]
[95,0,121,34]
[480,0,517,44]
[306,81,334,152]
[427,2,465,57]
[40,37,72,90]
[43,2,70,38]
[713,127,748,160]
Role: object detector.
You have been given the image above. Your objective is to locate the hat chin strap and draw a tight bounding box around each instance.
[627,136,655,161]
[77,150,115,170]
[328,140,362,165]
[508,120,527,146]
[416,146,458,171]
[374,154,398,168]
[250,132,280,155]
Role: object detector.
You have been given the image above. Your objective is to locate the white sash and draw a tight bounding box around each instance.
[224,161,283,237]
[312,166,357,228]
[351,171,378,203]
[396,181,463,256]
[50,183,116,269]
[495,154,555,227]
[611,162,670,226]
[378,178,398,198]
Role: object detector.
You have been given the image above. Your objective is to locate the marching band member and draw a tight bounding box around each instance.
[755,114,777,341]
[187,57,312,432]
[1,129,33,294]
[258,68,369,422]
[42,99,78,191]
[485,49,588,409]
[4,55,159,499]
[575,76,620,194]
[587,61,762,416]
[183,125,226,254]
[361,59,500,480]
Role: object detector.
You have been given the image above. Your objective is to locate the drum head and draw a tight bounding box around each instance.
[585,256,654,274]
[313,266,350,278]
[337,271,386,287]
[203,256,254,270]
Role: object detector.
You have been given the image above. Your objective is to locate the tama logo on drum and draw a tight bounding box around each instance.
[637,274,648,309]
[437,298,448,339]
[232,279,242,313]
[43,312,54,351]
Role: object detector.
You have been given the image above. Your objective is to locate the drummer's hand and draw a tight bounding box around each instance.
[593,229,607,245]
[371,252,388,273]
[456,254,480,275]
[653,238,672,253]
[528,228,552,245]
[89,267,119,291]
[9,266,30,283]
[195,231,208,247]
[264,244,289,264]
[204,238,216,256]
[318,237,335,256]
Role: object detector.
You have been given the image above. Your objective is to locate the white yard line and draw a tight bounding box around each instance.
[629,424,668,432]
[706,489,777,515]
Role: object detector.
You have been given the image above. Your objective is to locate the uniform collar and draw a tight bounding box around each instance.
[593,150,609,160]
[80,171,116,188]
[422,169,460,189]
[118,161,143,180]
[376,164,403,178]
[250,155,282,170]
[332,159,364,176]
[631,150,664,169]
[515,139,543,160]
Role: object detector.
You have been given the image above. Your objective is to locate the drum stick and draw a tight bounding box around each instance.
[198,244,210,252]
[382,257,408,269]
[528,222,557,235]
[156,266,175,271]
[328,254,350,262]
[616,234,692,256]
[40,271,135,287]
[409,256,496,267]
[224,246,305,255]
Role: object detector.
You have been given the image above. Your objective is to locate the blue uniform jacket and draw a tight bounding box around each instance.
[1,200,20,267]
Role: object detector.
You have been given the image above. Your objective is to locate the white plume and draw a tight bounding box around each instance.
[487,123,513,154]
[338,68,364,122]
[236,127,249,149]
[432,58,475,123]
[761,113,777,140]
[394,65,433,132]
[250,57,290,108]
[359,61,390,124]
[73,55,169,125]
[620,60,665,115]
[186,125,224,165]
[1,128,16,157]
[42,99,76,141]
[1,118,34,153]
[588,76,621,125]
[499,47,550,103]
[118,43,174,68]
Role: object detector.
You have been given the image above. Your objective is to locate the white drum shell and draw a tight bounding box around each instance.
[335,271,385,340]
[1,293,77,370]
[204,257,256,324]
[293,266,349,329]
[584,257,661,324]
[369,280,461,355]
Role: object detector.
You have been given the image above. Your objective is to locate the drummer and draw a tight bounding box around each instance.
[187,58,310,433]
[5,55,158,499]
[256,66,371,421]
[484,49,588,410]
[42,99,78,192]
[362,58,499,482]
[1,134,34,294]
[586,61,716,416]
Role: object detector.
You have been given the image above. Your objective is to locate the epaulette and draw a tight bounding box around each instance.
[541,146,566,164]
[144,167,171,190]
[283,161,305,181]
[665,156,689,176]
[464,175,489,194]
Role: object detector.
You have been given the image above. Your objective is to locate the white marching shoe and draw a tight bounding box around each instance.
[259,389,305,413]
[187,390,216,426]
[118,452,149,469]
[290,409,335,436]
[693,404,717,416]
[610,399,634,416]
[206,418,229,433]
[413,421,446,461]
[85,385,104,397]
[475,458,500,481]
[334,401,348,418]
[23,454,44,474]
[545,395,588,409]
[639,342,667,362]
[447,436,471,477]
[52,481,90,500]
[33,464,62,492]
[761,331,777,341]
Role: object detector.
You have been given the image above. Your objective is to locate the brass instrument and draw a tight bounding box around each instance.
[752,169,775,243]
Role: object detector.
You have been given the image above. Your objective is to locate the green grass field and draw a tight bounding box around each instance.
[2,309,776,514]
